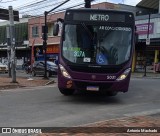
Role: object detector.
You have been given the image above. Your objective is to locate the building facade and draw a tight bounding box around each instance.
[28,12,64,62]
[132,0,160,72]
[0,18,30,68]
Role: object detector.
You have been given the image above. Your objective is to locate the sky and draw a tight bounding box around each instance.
[0,0,141,20]
[0,0,141,9]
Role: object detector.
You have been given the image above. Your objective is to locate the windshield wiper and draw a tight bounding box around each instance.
[81,23,94,40]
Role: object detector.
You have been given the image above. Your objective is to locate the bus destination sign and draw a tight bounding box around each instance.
[71,12,125,22]
[90,14,109,21]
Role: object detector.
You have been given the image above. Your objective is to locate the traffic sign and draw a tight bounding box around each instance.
[146,38,150,45]
[0,8,19,21]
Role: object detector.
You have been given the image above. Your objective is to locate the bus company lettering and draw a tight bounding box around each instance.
[99,26,131,31]
[90,14,109,21]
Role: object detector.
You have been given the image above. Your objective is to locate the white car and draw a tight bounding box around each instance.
[0,62,8,73]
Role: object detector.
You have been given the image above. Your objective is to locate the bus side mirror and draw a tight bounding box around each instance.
[53,23,59,36]
[53,18,64,36]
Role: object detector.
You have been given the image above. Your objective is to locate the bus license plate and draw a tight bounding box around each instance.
[87,86,99,91]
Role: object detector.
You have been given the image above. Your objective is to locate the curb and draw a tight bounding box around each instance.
[131,72,160,79]
[45,79,55,85]
[131,76,160,79]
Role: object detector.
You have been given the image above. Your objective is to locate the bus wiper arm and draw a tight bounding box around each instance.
[81,23,93,39]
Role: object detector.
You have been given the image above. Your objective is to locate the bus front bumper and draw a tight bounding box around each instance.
[58,77,130,93]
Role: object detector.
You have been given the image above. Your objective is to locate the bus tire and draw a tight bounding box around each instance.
[59,88,75,96]
[107,91,118,96]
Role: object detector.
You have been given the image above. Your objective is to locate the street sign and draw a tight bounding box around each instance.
[146,37,150,45]
[0,8,19,21]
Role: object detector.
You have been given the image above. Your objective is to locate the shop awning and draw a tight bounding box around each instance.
[136,0,159,10]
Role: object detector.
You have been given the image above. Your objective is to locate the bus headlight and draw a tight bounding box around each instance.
[59,64,71,79]
[116,68,131,81]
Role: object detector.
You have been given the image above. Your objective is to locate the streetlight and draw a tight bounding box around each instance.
[42,0,70,79]
[144,13,151,77]
[136,10,151,77]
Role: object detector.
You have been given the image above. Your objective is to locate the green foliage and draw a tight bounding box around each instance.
[0,22,28,46]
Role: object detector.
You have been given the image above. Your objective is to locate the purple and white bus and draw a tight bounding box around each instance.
[54,9,135,96]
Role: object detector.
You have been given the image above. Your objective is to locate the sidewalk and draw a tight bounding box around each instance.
[131,72,160,79]
[0,75,54,90]
[37,114,160,135]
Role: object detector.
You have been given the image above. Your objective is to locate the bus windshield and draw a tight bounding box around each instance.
[62,24,132,65]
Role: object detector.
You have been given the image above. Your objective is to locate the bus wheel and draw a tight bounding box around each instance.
[59,88,75,96]
[107,91,118,96]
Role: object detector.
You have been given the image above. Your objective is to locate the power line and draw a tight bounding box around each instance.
[16,0,48,10]
[26,0,99,24]
[15,0,62,10]
[20,0,84,15]
[20,1,63,16]
[0,0,18,3]
[47,1,85,22]
[19,0,98,16]
[1,0,98,19]
[19,1,64,14]
[17,0,88,11]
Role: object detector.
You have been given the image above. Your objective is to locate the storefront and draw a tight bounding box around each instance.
[134,43,159,72]
[34,45,59,62]
[132,0,160,72]
[0,47,31,69]
[133,40,160,72]
[132,12,160,72]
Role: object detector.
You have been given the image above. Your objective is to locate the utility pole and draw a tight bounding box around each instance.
[9,6,17,83]
[85,0,91,8]
[84,0,94,8]
[43,0,70,79]
[144,13,151,77]
[6,25,11,77]
[43,11,48,79]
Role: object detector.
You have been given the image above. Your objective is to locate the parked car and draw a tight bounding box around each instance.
[32,61,58,77]
[0,62,8,73]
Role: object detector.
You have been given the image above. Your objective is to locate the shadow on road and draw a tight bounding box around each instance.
[59,92,123,105]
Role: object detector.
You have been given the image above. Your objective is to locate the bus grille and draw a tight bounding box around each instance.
[69,66,121,73]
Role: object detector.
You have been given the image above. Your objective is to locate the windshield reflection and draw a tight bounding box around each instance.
[62,24,132,65]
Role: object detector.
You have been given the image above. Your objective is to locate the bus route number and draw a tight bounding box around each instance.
[74,51,85,57]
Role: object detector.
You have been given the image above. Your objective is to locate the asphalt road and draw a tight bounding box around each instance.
[0,78,160,127]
